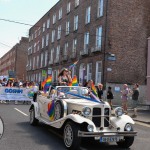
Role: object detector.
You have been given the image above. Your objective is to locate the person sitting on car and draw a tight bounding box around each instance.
[58,68,72,86]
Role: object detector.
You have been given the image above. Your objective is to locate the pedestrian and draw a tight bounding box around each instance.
[121,84,129,114]
[96,83,104,100]
[32,82,39,102]
[13,78,20,104]
[131,83,139,117]
[107,86,114,110]
[58,68,72,85]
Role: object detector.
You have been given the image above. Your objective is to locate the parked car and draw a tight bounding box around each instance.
[29,86,137,150]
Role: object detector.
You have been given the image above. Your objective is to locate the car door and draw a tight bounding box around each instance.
[37,95,47,118]
[43,97,55,121]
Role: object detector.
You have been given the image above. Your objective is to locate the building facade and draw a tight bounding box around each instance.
[147,37,150,104]
[0,37,28,81]
[27,0,150,88]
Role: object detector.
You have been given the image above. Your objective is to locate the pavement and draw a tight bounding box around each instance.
[128,108,150,124]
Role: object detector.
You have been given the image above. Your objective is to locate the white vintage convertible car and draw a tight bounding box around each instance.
[29,86,137,150]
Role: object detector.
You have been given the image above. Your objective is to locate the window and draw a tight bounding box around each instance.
[96,26,102,48]
[47,19,50,28]
[33,57,35,70]
[43,22,46,32]
[40,53,44,67]
[74,15,78,31]
[49,48,54,64]
[57,25,61,40]
[36,73,38,82]
[34,43,36,53]
[75,0,79,7]
[95,61,102,84]
[39,72,41,82]
[73,38,77,52]
[37,41,40,51]
[64,42,68,55]
[38,27,41,36]
[66,21,70,35]
[42,36,45,48]
[56,45,60,61]
[85,6,91,24]
[45,51,48,67]
[51,30,55,43]
[34,30,37,38]
[87,63,92,81]
[53,13,56,24]
[67,2,71,13]
[29,36,31,42]
[84,32,89,49]
[46,34,49,46]
[59,8,62,20]
[36,55,39,68]
[29,58,32,69]
[28,47,31,55]
[97,0,104,17]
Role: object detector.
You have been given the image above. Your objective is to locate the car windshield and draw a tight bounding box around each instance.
[56,86,90,99]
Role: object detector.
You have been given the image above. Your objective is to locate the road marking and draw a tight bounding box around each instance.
[14,108,28,116]
[135,121,150,128]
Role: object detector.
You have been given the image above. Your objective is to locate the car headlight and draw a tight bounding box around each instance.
[82,107,91,116]
[125,123,132,131]
[114,107,123,117]
[87,124,94,132]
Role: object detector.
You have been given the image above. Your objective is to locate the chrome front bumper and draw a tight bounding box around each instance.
[78,131,137,137]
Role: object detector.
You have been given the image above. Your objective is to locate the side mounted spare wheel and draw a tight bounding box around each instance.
[63,121,81,150]
[30,107,39,126]
[54,100,64,120]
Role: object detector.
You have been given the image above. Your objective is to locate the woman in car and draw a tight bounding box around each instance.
[58,68,72,85]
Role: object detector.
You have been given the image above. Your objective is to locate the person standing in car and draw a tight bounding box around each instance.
[58,68,72,85]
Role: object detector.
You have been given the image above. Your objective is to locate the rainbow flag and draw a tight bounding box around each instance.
[91,83,98,97]
[47,100,55,121]
[43,75,52,93]
[68,75,78,86]
[68,60,79,70]
[41,80,46,88]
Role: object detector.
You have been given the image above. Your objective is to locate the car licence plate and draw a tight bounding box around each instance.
[100,136,120,143]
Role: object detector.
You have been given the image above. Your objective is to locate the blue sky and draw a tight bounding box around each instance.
[0,0,59,58]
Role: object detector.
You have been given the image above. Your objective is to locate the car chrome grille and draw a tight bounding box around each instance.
[104,108,110,127]
[92,108,101,127]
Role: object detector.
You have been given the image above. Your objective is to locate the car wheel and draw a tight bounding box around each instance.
[30,108,39,126]
[117,126,134,148]
[54,100,64,120]
[63,121,81,150]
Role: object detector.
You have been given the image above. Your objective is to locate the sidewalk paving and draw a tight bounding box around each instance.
[128,108,150,124]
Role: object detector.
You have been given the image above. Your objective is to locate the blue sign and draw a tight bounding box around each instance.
[5,89,23,94]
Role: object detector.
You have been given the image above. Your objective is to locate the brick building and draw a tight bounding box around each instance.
[27,0,150,88]
[0,37,28,81]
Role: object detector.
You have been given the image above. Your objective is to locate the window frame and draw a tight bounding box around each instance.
[95,61,102,84]
[97,0,104,18]
[85,6,91,24]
